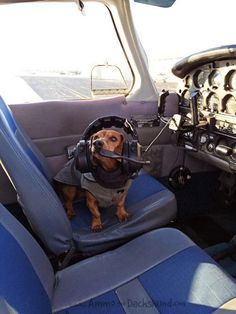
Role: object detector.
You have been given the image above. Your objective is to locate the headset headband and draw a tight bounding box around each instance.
[82,116,138,140]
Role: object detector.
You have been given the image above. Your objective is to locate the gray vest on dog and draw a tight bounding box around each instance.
[54,159,81,186]
[54,160,133,207]
[81,173,132,208]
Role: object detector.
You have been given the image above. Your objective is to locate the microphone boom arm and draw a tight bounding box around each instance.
[97,148,151,165]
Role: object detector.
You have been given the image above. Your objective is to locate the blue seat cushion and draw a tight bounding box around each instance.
[70,173,176,255]
[71,173,167,229]
[57,250,236,314]
[57,254,236,314]
[125,173,166,207]
[139,246,236,314]
[53,228,236,314]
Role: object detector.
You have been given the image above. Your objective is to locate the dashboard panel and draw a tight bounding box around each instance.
[178,60,236,122]
[172,45,236,173]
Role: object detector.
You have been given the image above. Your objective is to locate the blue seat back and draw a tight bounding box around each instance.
[0,96,52,181]
[0,203,54,314]
[0,104,73,256]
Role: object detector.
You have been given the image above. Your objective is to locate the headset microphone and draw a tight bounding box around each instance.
[96,147,151,165]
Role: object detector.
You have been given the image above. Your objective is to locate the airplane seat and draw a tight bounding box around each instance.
[0,96,177,259]
[0,96,52,181]
[1,203,236,314]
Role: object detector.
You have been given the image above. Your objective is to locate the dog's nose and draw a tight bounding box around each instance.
[93,139,104,152]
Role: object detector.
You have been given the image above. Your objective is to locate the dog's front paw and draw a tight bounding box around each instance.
[116,209,129,222]
[91,217,102,232]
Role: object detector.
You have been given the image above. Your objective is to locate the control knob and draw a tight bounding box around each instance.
[199,133,208,144]
[207,142,215,152]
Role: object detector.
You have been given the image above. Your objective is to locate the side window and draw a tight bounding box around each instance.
[0,2,133,103]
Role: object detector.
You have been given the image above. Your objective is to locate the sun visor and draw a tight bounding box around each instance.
[134,0,176,8]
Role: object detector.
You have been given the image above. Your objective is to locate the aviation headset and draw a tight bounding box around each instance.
[73,116,147,187]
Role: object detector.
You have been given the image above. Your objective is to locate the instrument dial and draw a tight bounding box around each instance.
[225,95,236,114]
[225,70,236,91]
[193,70,208,88]
[185,75,193,88]
[209,70,222,88]
[207,93,220,112]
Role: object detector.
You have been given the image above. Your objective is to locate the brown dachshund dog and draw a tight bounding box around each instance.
[58,129,132,232]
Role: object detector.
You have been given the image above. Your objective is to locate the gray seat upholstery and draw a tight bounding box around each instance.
[1,203,236,314]
[0,96,177,260]
[0,96,52,181]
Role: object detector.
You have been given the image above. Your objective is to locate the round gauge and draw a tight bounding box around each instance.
[207,93,220,112]
[181,90,190,107]
[225,70,236,91]
[193,70,208,88]
[225,95,236,114]
[185,75,192,88]
[209,70,222,88]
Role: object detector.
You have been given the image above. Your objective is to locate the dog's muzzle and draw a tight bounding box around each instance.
[93,139,104,152]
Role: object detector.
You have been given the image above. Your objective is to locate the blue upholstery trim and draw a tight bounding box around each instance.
[139,246,236,314]
[116,279,160,314]
[0,224,51,314]
[126,174,166,207]
[0,298,19,314]
[56,290,125,314]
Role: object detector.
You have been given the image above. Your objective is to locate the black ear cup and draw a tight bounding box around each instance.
[75,140,91,173]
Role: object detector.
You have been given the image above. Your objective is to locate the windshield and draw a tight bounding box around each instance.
[132,0,236,91]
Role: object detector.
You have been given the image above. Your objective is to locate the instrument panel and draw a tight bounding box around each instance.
[179,60,236,122]
[172,46,236,173]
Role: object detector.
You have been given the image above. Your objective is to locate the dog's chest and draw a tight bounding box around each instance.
[81,173,132,208]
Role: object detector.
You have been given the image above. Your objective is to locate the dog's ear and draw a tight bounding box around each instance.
[115,133,124,154]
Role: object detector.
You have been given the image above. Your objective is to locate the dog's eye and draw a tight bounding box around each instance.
[110,136,118,142]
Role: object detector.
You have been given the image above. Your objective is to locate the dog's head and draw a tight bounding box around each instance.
[90,129,124,171]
